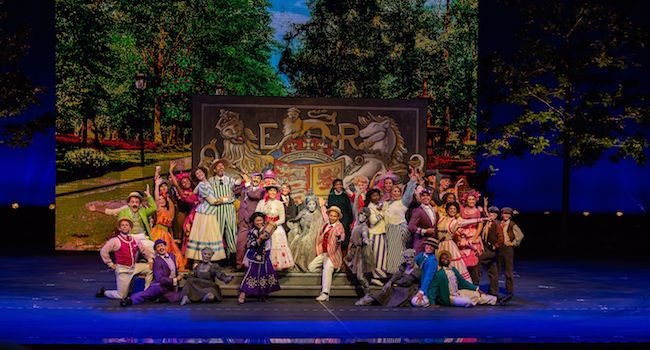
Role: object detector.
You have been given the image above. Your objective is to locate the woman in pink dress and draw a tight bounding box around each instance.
[456,190,485,274]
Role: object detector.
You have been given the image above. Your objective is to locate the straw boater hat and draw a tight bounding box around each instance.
[126,191,143,202]
[116,212,134,228]
[326,206,343,219]
[212,157,231,169]
[436,249,451,262]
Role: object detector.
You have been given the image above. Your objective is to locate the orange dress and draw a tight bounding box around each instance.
[151,208,187,271]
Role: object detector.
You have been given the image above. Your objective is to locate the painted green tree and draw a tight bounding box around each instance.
[480,0,650,247]
[56,0,115,146]
[279,0,478,146]
[56,0,285,147]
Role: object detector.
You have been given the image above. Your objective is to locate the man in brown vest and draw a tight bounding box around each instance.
[499,207,524,299]
[471,206,504,296]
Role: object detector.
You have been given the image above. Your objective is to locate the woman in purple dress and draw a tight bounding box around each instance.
[238,212,281,304]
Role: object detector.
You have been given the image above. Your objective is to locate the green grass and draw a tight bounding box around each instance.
[55,150,192,250]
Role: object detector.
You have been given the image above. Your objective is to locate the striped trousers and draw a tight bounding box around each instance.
[371,233,387,279]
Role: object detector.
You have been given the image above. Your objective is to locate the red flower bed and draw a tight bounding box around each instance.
[56,134,158,150]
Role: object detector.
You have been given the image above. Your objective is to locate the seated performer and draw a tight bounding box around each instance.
[411,237,439,307]
[355,249,421,307]
[238,212,281,304]
[428,250,506,307]
[180,247,234,306]
[309,198,346,302]
[96,214,153,300]
[120,239,182,306]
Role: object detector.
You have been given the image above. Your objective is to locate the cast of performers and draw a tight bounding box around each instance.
[96,214,153,300]
[238,212,281,304]
[90,156,523,307]
[180,247,234,305]
[309,198,345,301]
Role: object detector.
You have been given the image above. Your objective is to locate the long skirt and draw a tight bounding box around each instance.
[151,225,187,271]
[186,212,226,261]
[240,256,281,296]
[372,284,420,307]
[438,239,472,282]
[270,226,295,271]
[181,277,223,302]
[371,233,388,279]
[385,223,409,274]
[458,227,483,268]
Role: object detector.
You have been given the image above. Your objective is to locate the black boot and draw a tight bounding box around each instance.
[95,287,106,298]
[497,293,513,306]
[120,297,133,307]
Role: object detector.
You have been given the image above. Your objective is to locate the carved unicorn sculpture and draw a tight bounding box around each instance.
[337,114,424,188]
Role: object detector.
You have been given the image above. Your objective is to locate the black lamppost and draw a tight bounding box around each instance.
[134,73,147,167]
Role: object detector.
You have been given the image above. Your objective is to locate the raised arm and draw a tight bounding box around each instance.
[154,177,163,203]
[401,179,417,207]
[142,185,157,217]
[168,161,183,195]
[103,204,128,216]
[318,197,328,221]
[166,195,175,217]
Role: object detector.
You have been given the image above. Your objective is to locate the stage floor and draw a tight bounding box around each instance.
[0,254,649,345]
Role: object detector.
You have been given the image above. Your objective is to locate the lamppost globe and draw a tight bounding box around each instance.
[134,73,147,90]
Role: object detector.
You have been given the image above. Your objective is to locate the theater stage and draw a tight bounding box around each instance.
[0,254,649,345]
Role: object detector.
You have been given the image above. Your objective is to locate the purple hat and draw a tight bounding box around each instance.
[420,188,432,196]
[250,172,262,178]
[154,239,167,248]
